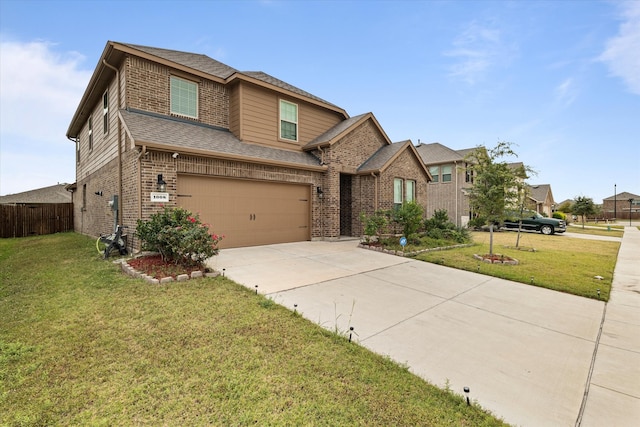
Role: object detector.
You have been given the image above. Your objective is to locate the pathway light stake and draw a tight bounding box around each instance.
[222,268,225,277]
[349,326,354,343]
[597,289,601,298]
[477,264,480,272]
[294,304,298,314]
[530,276,534,284]
[255,285,258,294]
[464,387,470,405]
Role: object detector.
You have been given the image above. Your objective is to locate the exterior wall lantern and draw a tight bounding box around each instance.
[157,174,167,192]
[317,186,323,199]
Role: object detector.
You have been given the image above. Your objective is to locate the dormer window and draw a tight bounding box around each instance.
[170,76,198,118]
[280,100,298,141]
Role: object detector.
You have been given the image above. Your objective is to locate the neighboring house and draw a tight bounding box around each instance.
[602,191,640,220]
[0,184,73,238]
[526,184,556,217]
[66,41,430,249]
[416,142,476,226]
[0,184,72,204]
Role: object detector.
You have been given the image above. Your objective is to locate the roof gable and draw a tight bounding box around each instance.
[527,184,552,203]
[303,113,390,150]
[603,191,640,200]
[358,140,432,179]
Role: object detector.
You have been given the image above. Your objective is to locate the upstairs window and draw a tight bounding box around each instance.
[170,76,198,118]
[394,178,404,208]
[280,100,298,141]
[442,165,452,182]
[429,166,439,183]
[88,117,93,151]
[405,180,416,203]
[103,91,109,134]
[465,163,473,183]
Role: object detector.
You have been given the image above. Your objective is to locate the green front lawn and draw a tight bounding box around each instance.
[0,233,505,426]
[414,231,619,300]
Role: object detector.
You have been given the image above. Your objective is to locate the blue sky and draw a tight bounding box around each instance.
[1,0,639,204]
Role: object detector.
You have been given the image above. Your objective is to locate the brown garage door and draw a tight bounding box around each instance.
[177,175,310,248]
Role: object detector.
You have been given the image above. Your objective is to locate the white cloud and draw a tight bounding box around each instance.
[444,21,511,85]
[0,38,92,195]
[555,77,578,107]
[599,1,640,95]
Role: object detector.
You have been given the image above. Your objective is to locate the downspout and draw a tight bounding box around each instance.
[454,160,459,226]
[102,59,123,227]
[136,146,148,222]
[67,135,82,233]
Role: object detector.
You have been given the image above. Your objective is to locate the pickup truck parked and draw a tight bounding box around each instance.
[502,210,566,235]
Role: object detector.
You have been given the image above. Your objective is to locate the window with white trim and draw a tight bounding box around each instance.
[405,180,416,202]
[170,76,198,118]
[442,165,452,182]
[103,91,109,134]
[280,100,298,141]
[429,166,439,183]
[88,117,93,151]
[394,178,404,208]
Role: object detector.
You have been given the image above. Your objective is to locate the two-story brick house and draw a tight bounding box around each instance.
[66,42,430,248]
[416,142,476,226]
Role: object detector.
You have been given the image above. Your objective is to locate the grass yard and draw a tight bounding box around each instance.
[415,230,620,300]
[566,225,624,237]
[0,233,505,426]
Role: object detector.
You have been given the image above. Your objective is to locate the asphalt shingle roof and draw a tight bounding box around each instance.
[120,109,322,168]
[416,142,476,164]
[0,184,71,204]
[527,184,551,203]
[304,114,370,149]
[358,140,410,173]
[122,43,238,79]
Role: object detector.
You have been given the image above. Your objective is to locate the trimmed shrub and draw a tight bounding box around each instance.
[136,206,224,268]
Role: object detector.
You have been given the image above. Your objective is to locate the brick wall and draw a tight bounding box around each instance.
[126,56,229,129]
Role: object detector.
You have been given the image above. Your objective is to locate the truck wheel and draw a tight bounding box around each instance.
[540,225,553,235]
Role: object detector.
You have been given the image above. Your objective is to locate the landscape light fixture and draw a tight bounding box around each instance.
[156,174,167,192]
[464,387,470,405]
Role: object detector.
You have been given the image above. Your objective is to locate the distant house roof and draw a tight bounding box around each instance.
[0,184,72,204]
[119,109,325,171]
[415,142,477,164]
[603,191,639,201]
[527,184,553,203]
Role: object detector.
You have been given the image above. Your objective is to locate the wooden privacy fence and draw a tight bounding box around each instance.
[0,203,74,238]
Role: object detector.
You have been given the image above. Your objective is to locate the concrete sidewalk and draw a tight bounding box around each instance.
[211,230,637,426]
[578,226,640,426]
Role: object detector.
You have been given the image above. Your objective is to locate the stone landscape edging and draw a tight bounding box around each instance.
[119,258,220,285]
[358,242,474,257]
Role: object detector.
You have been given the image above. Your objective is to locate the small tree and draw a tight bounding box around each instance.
[465,141,525,256]
[572,196,596,228]
[392,201,424,238]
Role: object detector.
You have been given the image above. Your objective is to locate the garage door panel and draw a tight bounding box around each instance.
[177,175,310,248]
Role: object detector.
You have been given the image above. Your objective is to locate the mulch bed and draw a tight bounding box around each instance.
[127,254,206,280]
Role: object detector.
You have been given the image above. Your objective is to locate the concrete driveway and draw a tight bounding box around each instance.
[210,239,612,426]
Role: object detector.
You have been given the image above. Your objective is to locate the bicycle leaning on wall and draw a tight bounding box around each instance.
[96,224,128,259]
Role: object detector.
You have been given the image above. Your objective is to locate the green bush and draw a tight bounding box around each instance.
[392,202,424,237]
[360,210,388,242]
[136,206,224,268]
[424,209,452,230]
[553,212,567,220]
